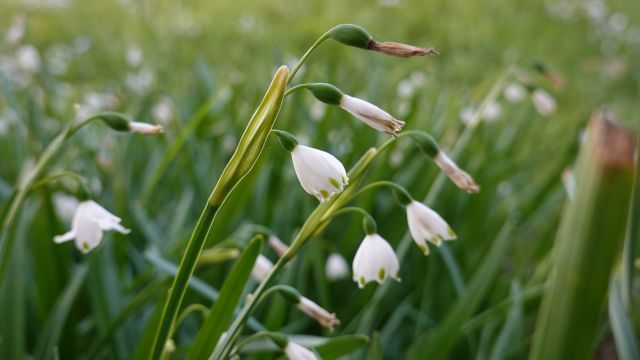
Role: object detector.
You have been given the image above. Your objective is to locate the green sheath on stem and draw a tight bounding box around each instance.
[530,112,637,360]
[148,66,289,360]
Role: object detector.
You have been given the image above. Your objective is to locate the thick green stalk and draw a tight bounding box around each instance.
[530,113,637,360]
[148,66,289,360]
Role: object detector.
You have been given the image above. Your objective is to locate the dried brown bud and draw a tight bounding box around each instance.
[368,40,439,58]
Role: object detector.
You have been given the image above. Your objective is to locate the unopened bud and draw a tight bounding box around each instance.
[268,235,290,258]
[369,40,438,58]
[434,152,480,193]
[305,83,343,105]
[409,132,440,158]
[328,24,438,58]
[94,112,163,135]
[272,130,299,152]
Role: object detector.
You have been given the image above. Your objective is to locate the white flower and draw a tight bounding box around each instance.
[291,145,348,202]
[325,253,349,281]
[15,44,40,73]
[459,106,476,125]
[339,95,405,136]
[129,121,164,135]
[53,200,130,253]
[53,193,80,223]
[503,83,526,103]
[297,296,340,332]
[531,89,557,117]
[284,341,317,360]
[406,201,456,255]
[251,255,274,283]
[352,234,401,288]
[481,101,502,122]
[152,97,174,125]
[434,152,480,193]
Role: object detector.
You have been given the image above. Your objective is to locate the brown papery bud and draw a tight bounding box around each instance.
[368,40,439,58]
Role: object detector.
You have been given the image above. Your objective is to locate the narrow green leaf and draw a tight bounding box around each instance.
[530,113,637,360]
[34,265,88,360]
[315,334,369,360]
[367,332,384,360]
[608,275,640,360]
[186,236,263,360]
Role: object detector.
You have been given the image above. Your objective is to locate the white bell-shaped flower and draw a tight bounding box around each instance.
[251,255,274,283]
[503,83,526,103]
[406,201,456,255]
[325,253,349,281]
[531,89,557,117]
[352,234,401,288]
[53,200,130,253]
[339,95,405,136]
[284,341,317,360]
[291,145,348,202]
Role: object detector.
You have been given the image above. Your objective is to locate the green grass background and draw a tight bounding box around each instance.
[0,0,638,358]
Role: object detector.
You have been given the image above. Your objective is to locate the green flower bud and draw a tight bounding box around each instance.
[94,112,130,132]
[305,83,344,105]
[275,285,302,303]
[328,24,372,50]
[392,186,413,206]
[410,132,440,158]
[363,216,377,235]
[271,130,298,152]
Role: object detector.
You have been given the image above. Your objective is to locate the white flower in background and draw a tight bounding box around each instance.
[531,89,557,117]
[562,168,576,200]
[297,296,340,332]
[126,44,144,67]
[352,234,401,288]
[325,253,349,281]
[284,341,317,360]
[15,45,41,73]
[53,193,80,223]
[125,66,155,95]
[53,200,130,253]
[339,95,405,136]
[481,101,502,122]
[251,255,274,283]
[396,79,415,99]
[291,145,348,202]
[503,82,526,103]
[434,152,480,193]
[406,201,456,255]
[268,235,289,258]
[5,14,26,45]
[73,36,92,54]
[459,106,475,125]
[129,121,164,135]
[410,71,427,87]
[152,97,174,125]
[46,45,71,76]
[309,101,326,121]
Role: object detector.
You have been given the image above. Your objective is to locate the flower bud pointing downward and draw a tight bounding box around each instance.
[434,152,480,193]
[297,296,340,332]
[284,340,318,360]
[95,112,164,135]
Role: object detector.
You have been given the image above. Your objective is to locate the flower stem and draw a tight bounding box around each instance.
[287,32,330,83]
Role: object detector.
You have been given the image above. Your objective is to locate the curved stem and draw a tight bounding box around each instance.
[30,171,85,192]
[287,32,330,83]
[284,83,313,97]
[353,180,411,200]
[328,206,375,226]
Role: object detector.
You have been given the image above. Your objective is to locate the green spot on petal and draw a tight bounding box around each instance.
[378,268,386,281]
[418,243,430,255]
[448,227,457,238]
[329,177,341,189]
[82,242,89,250]
[320,189,330,198]
[359,276,366,287]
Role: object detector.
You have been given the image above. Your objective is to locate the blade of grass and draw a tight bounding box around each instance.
[609,274,640,360]
[529,113,637,360]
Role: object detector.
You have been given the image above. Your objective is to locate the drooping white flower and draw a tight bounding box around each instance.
[53,193,80,223]
[531,89,557,117]
[284,341,317,360]
[128,121,164,135]
[434,152,480,193]
[406,201,456,255]
[297,296,340,332]
[339,95,405,136]
[325,253,349,281]
[291,145,348,202]
[251,255,274,283]
[53,200,130,253]
[503,82,526,103]
[352,234,401,288]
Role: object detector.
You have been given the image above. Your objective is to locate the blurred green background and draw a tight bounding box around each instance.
[0,0,638,359]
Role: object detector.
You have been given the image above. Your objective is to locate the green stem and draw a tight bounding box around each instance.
[353,180,410,200]
[287,32,330,83]
[284,83,314,97]
[30,171,85,192]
